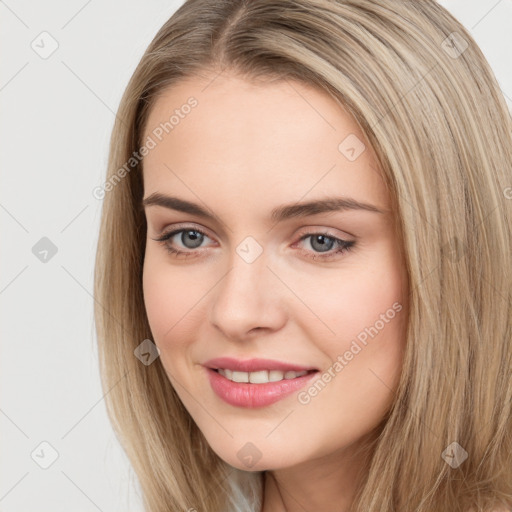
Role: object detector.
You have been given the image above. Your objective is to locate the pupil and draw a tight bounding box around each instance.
[183,230,203,248]
[312,235,334,253]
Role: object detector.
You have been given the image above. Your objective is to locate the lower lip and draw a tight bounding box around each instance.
[205,368,319,408]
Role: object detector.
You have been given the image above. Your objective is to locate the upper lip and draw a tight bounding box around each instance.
[203,357,318,373]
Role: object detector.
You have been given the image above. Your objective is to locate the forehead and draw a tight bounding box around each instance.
[141,73,390,216]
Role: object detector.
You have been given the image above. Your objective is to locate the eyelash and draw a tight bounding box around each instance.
[152,226,355,261]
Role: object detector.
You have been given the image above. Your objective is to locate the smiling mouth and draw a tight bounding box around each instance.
[212,368,318,384]
[206,367,320,408]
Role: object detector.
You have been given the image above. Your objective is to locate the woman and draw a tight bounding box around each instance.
[94,1,512,511]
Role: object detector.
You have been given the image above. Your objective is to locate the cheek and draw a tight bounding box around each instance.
[142,253,212,355]
[287,254,407,445]
[142,255,185,346]
[292,250,406,350]
[142,261,170,338]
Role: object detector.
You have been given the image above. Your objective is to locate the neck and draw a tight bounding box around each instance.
[260,438,373,512]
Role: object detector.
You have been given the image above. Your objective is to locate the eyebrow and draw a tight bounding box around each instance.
[141,193,387,223]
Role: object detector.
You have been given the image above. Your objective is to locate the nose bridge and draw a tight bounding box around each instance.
[209,240,284,338]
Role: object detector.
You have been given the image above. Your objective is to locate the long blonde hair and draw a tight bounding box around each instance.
[93,1,512,510]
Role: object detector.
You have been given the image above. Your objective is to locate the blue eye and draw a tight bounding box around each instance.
[153,228,211,258]
[152,228,355,261]
[297,233,355,260]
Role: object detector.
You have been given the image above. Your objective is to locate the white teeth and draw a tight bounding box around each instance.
[216,369,309,383]
[269,370,285,382]
[249,370,269,384]
[231,371,249,383]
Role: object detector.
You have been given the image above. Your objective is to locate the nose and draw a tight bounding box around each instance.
[209,250,287,341]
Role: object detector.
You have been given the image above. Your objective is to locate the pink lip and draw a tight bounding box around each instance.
[203,357,318,372]
[204,365,319,408]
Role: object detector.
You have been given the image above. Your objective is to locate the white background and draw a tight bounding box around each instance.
[1,1,511,510]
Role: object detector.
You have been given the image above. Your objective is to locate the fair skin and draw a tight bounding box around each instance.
[141,71,409,512]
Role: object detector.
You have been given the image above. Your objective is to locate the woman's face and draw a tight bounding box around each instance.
[141,71,409,471]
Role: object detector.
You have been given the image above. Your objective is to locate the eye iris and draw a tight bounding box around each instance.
[182,230,203,249]
[310,235,334,253]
